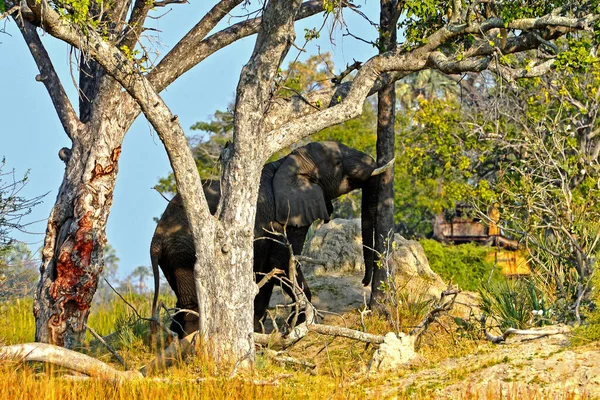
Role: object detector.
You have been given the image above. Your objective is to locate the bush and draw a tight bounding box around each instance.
[420,239,503,291]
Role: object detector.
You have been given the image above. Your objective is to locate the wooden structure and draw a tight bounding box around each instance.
[432,204,531,276]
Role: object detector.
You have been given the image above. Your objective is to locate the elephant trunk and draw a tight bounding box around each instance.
[361,176,378,286]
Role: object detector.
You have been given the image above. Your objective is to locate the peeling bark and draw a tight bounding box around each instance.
[35,118,127,347]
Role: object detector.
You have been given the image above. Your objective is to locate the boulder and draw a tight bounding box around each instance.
[302,218,446,298]
[302,219,364,275]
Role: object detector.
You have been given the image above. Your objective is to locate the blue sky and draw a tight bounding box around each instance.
[0,2,380,280]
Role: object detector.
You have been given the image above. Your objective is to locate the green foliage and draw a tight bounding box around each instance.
[555,36,599,73]
[420,239,502,292]
[400,0,446,47]
[313,100,377,153]
[497,1,565,22]
[276,54,333,99]
[53,0,93,27]
[469,50,600,321]
[394,71,494,237]
[479,279,552,331]
[0,0,5,13]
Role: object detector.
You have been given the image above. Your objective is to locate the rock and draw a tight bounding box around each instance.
[391,234,447,299]
[367,332,416,373]
[303,219,364,274]
[302,218,446,298]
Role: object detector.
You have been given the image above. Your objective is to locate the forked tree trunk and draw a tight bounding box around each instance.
[191,0,301,365]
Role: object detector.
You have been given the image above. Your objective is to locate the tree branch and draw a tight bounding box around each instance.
[118,0,155,50]
[260,10,594,151]
[148,0,325,94]
[14,0,216,275]
[15,18,81,140]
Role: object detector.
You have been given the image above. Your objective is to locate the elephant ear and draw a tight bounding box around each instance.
[273,154,331,227]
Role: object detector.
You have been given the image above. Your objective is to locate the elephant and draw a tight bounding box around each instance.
[150,141,392,338]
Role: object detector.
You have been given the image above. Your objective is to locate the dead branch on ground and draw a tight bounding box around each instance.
[479,314,569,344]
[0,343,143,381]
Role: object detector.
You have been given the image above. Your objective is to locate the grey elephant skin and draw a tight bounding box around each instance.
[150,141,384,337]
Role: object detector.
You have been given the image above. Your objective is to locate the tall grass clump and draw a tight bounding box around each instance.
[479,279,551,331]
[0,297,35,344]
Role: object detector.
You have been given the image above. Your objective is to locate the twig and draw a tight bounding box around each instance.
[229,334,254,378]
[85,324,128,370]
[331,60,362,85]
[0,6,18,21]
[153,0,186,7]
[295,255,328,265]
[261,349,316,369]
[410,285,460,339]
[104,278,146,321]
[256,268,285,289]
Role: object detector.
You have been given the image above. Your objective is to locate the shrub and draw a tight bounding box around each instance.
[420,239,503,291]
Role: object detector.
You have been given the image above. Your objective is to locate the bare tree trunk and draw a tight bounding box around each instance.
[370,0,398,308]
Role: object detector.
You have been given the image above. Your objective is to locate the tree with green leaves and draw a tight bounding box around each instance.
[466,40,600,323]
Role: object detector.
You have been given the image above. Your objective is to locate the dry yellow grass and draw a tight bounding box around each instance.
[0,294,592,399]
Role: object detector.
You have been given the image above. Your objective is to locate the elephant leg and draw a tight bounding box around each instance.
[169,267,199,338]
[252,226,312,330]
[270,226,312,327]
[253,238,275,331]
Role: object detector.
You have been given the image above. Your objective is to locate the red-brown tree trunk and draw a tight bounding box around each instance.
[34,120,125,346]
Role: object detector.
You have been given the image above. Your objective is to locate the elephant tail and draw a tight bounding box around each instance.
[150,241,161,334]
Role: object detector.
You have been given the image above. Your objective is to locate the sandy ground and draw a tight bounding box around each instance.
[270,269,600,398]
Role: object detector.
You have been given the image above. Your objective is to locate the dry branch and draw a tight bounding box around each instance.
[256,268,285,289]
[261,349,316,370]
[16,19,80,139]
[0,343,143,381]
[410,286,460,339]
[85,324,127,369]
[484,326,569,344]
